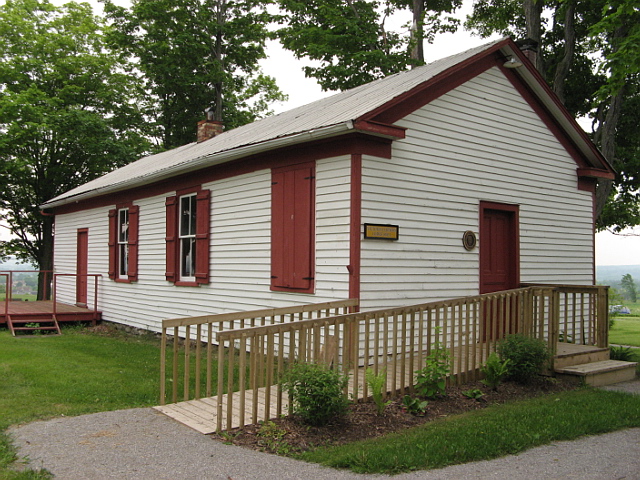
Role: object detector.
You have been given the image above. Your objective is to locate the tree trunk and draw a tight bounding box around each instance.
[552,1,575,104]
[410,0,424,63]
[214,0,226,122]
[523,0,544,72]
[37,215,54,300]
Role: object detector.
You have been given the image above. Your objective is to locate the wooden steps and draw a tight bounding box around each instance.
[7,314,62,336]
[554,344,637,386]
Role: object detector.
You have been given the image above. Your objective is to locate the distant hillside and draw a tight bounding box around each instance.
[0,256,36,271]
[596,265,640,285]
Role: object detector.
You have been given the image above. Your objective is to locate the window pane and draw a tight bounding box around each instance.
[118,209,129,243]
[181,237,196,278]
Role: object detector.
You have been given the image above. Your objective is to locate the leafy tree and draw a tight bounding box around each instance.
[103,0,287,149]
[620,273,637,302]
[465,0,640,231]
[277,0,460,91]
[0,0,152,298]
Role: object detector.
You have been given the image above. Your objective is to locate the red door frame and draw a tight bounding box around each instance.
[76,228,88,306]
[479,202,520,294]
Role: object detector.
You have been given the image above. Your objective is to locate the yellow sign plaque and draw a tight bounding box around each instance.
[364,223,399,240]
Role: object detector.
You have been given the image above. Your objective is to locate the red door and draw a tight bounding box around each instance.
[479,203,519,339]
[76,229,88,306]
[480,203,519,294]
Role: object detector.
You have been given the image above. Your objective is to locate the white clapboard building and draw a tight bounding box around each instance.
[41,38,614,333]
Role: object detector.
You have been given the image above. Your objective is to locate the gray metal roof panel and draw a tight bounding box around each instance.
[42,39,511,208]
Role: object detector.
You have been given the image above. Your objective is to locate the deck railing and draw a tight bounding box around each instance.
[159,284,608,431]
[159,298,359,405]
[52,274,102,315]
[0,270,53,301]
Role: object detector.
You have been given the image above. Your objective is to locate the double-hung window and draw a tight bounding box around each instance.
[108,203,138,282]
[117,208,129,279]
[179,194,197,281]
[165,188,210,285]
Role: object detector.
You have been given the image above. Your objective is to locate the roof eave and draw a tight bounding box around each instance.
[41,121,356,210]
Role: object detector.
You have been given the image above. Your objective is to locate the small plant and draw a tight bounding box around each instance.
[480,352,510,391]
[462,388,484,400]
[497,334,550,384]
[282,362,349,426]
[415,344,451,398]
[257,421,292,455]
[610,345,636,362]
[402,395,428,416]
[365,368,391,415]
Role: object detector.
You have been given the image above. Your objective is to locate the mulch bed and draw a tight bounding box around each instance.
[211,377,576,455]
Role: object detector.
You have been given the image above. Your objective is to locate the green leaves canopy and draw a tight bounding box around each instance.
[103,0,287,149]
[0,0,151,271]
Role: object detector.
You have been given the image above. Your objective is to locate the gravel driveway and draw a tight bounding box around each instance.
[8,380,640,480]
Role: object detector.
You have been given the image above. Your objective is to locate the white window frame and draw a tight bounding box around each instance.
[117,208,129,279]
[179,193,197,281]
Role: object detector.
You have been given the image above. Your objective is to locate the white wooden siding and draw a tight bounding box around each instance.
[359,66,594,310]
[53,157,352,332]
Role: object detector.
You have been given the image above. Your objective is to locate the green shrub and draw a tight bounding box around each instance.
[365,368,391,415]
[402,395,428,416]
[609,345,636,362]
[497,334,550,384]
[481,352,510,390]
[415,345,451,398]
[282,363,349,426]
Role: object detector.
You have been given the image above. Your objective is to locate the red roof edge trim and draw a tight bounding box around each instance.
[500,45,615,176]
[353,120,406,138]
[359,38,512,125]
[577,167,615,180]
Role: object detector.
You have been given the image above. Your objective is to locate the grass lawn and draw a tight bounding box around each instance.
[610,315,640,347]
[298,388,640,474]
[0,326,162,479]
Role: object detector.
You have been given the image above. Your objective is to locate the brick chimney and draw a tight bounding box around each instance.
[197,107,223,143]
[515,38,539,69]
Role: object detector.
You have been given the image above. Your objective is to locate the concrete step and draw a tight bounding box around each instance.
[556,360,638,387]
[553,345,610,370]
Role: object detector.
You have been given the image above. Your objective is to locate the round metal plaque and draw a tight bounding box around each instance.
[462,230,477,251]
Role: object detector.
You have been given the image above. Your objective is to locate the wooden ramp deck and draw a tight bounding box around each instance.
[154,343,493,434]
[0,300,101,325]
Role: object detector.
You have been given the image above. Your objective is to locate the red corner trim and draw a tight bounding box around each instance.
[349,154,362,305]
[353,120,406,139]
[577,167,615,180]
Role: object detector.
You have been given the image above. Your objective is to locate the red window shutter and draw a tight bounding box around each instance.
[271,163,314,291]
[108,209,117,280]
[194,189,211,285]
[165,195,178,282]
[127,205,139,281]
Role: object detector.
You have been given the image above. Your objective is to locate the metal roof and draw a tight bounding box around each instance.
[42,38,610,209]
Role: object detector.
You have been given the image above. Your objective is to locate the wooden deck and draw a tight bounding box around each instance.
[0,300,101,325]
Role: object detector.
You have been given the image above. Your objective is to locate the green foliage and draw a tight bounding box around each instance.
[621,274,638,302]
[282,363,350,426]
[365,368,391,415]
[465,0,640,231]
[414,345,451,398]
[480,352,510,391]
[256,420,292,455]
[609,345,636,362]
[103,0,286,149]
[0,0,151,275]
[497,334,550,385]
[462,388,484,400]
[401,395,428,416]
[298,389,640,474]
